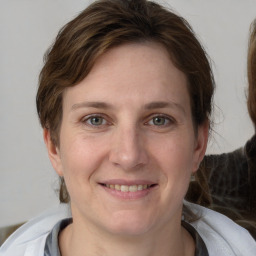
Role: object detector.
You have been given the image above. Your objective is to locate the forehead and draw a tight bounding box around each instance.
[63,42,190,111]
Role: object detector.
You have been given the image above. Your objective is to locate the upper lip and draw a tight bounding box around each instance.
[99,179,157,186]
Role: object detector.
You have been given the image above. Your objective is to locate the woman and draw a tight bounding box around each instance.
[186,19,256,238]
[1,0,255,255]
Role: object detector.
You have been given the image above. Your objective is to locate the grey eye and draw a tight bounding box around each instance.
[152,116,167,126]
[88,116,105,126]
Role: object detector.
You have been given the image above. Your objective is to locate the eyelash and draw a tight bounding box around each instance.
[81,114,110,128]
[80,114,175,129]
[146,114,175,127]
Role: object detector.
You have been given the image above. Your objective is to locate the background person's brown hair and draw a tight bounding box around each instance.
[247,19,256,128]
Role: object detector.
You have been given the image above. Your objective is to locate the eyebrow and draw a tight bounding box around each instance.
[144,101,186,114]
[71,102,113,111]
[71,100,185,114]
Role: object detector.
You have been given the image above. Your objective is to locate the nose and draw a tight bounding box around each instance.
[109,125,148,171]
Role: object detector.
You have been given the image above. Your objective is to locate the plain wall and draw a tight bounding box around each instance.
[0,0,255,227]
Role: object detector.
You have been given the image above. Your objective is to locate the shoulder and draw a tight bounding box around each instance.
[0,204,70,256]
[184,201,256,256]
[245,134,256,157]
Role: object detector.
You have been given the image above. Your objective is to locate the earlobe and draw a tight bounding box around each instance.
[192,121,209,173]
[43,128,63,177]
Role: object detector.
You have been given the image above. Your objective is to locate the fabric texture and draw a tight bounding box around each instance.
[181,221,209,256]
[1,201,255,256]
[206,134,256,217]
[44,218,72,256]
[0,205,70,256]
[186,135,256,238]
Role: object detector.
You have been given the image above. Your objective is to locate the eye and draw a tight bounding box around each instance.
[147,115,174,127]
[152,116,167,126]
[82,115,108,127]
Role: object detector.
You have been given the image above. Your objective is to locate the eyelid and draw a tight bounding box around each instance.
[145,114,176,126]
[81,114,111,128]
[79,113,176,129]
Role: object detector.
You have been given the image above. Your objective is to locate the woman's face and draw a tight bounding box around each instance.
[45,42,208,236]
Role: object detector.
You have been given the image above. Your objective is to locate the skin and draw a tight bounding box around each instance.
[44,42,208,256]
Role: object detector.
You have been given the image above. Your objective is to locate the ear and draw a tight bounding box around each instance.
[192,121,209,173]
[43,128,63,177]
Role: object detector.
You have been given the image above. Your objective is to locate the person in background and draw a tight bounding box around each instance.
[186,19,256,239]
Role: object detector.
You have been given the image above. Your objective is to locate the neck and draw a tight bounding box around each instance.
[59,216,195,256]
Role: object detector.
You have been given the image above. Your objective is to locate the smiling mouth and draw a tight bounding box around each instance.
[101,184,157,192]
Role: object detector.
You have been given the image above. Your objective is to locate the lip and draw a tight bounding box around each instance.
[99,179,156,186]
[98,179,158,200]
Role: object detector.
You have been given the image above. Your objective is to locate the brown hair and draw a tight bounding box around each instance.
[36,0,215,203]
[247,19,256,128]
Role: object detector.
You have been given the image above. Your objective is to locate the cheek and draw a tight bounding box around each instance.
[150,134,195,191]
[151,133,195,171]
[145,135,195,222]
[59,134,107,184]
[58,136,108,206]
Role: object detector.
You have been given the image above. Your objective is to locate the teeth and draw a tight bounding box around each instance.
[121,185,129,192]
[138,185,143,191]
[129,185,137,192]
[115,184,121,191]
[105,184,151,192]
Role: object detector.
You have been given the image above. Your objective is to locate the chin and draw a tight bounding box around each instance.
[104,213,155,236]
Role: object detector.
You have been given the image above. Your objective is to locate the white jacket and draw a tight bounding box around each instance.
[0,201,255,256]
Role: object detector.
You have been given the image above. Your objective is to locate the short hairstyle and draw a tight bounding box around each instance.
[247,19,256,127]
[36,0,215,203]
